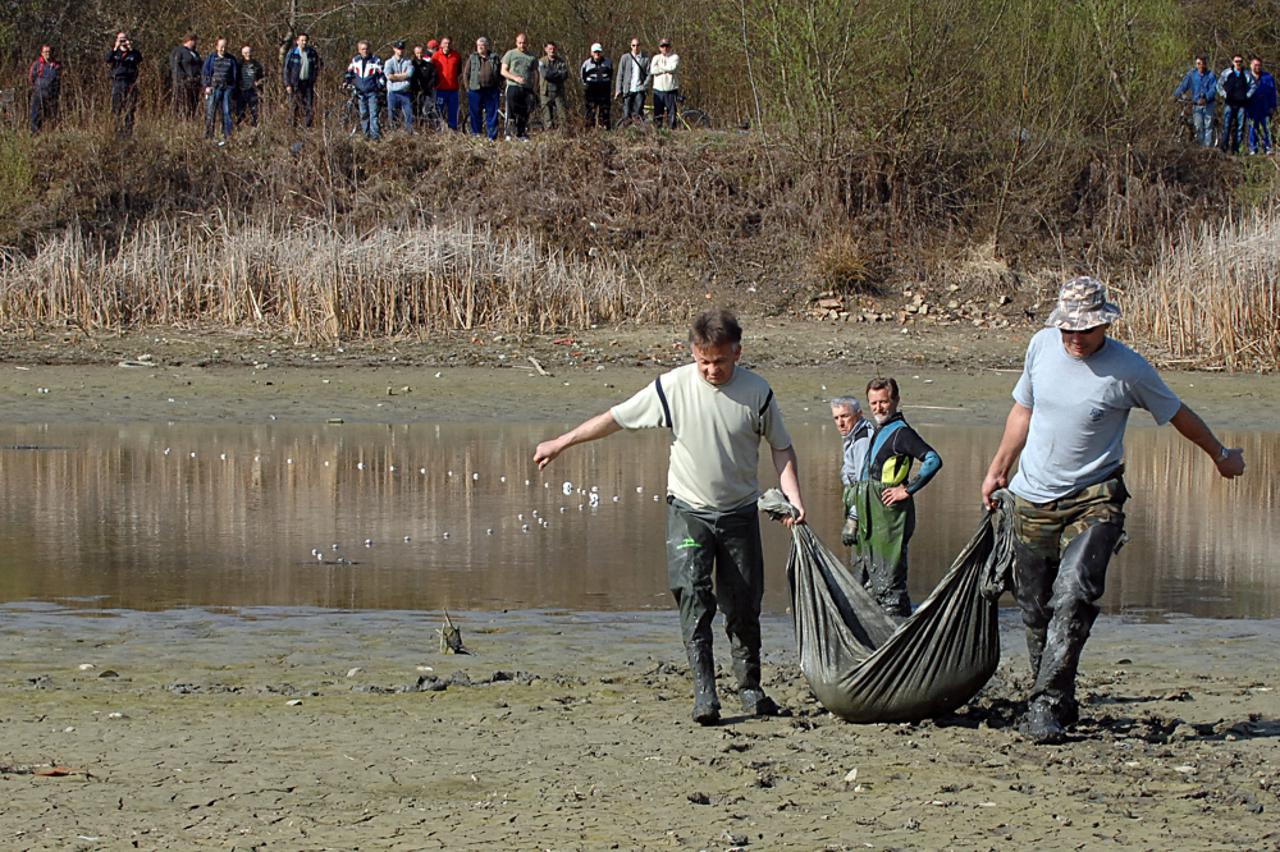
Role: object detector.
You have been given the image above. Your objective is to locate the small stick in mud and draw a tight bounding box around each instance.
[437,610,469,655]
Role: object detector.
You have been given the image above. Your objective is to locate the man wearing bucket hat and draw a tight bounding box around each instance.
[981,276,1246,744]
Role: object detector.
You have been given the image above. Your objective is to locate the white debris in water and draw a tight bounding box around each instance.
[190,452,196,458]
[287,458,294,465]
[220,453,227,461]
[357,462,365,470]
[164,448,171,456]
[78,663,95,671]
[499,476,507,483]
[472,472,479,481]
[389,465,396,472]
[364,539,373,547]
[635,486,643,493]
[612,496,620,503]
[420,468,427,475]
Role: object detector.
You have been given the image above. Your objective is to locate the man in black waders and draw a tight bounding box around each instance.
[534,308,806,725]
[982,276,1246,743]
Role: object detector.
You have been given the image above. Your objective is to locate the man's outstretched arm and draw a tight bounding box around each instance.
[534,411,622,469]
[982,402,1032,508]
[1169,404,1246,478]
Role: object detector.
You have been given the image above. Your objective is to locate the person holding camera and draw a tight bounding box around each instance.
[106,31,144,137]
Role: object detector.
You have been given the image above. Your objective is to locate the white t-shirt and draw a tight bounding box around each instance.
[1009,328,1182,503]
[611,363,792,511]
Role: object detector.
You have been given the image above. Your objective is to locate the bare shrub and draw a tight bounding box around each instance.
[1122,210,1280,371]
[811,233,876,295]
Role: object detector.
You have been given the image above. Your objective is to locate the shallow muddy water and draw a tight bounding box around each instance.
[0,422,1275,618]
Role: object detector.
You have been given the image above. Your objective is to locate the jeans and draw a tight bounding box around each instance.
[205,86,234,139]
[356,90,380,139]
[291,81,315,127]
[387,90,414,131]
[1192,104,1214,147]
[436,89,459,130]
[468,88,500,139]
[1248,113,1273,153]
[235,89,259,126]
[653,90,679,129]
[1222,104,1247,153]
[621,90,646,121]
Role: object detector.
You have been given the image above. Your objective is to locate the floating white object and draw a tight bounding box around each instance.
[472,473,479,481]
[357,462,365,470]
[364,539,373,547]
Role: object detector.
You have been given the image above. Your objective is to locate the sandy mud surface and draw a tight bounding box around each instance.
[0,609,1277,850]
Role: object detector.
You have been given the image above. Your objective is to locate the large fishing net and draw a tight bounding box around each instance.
[759,489,1016,723]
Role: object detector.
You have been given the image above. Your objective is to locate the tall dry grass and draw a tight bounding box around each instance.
[0,218,659,339]
[1122,209,1280,370]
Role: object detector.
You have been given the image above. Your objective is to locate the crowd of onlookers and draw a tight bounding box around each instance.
[1174,54,1277,154]
[24,30,687,142]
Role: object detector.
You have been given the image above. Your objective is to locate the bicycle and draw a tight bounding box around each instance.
[618,94,712,131]
[328,82,386,137]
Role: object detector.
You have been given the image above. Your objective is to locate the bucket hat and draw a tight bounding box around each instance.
[1045,276,1121,331]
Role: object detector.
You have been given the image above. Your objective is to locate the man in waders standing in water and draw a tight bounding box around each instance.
[534,308,806,725]
[982,276,1246,743]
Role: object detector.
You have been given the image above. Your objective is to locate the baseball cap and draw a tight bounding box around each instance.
[427,39,439,49]
[659,38,672,47]
[591,42,603,53]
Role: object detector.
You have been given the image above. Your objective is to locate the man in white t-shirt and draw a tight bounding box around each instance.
[535,308,806,725]
[981,277,1246,743]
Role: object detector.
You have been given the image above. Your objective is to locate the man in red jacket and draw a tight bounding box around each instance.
[431,36,462,130]
[29,44,62,133]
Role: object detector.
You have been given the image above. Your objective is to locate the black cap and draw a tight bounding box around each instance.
[393,40,406,49]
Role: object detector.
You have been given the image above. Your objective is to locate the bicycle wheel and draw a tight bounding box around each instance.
[679,108,712,129]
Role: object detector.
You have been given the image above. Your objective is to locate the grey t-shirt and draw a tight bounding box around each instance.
[611,363,792,511]
[1009,328,1182,503]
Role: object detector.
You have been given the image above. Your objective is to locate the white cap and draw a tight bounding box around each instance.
[590,42,603,53]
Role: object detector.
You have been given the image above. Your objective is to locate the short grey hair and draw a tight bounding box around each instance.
[477,36,490,48]
[830,396,862,413]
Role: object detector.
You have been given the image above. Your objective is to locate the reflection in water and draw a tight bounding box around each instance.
[0,422,1275,618]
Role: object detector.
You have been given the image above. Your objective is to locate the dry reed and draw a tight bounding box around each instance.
[0,219,660,340]
[1122,209,1280,371]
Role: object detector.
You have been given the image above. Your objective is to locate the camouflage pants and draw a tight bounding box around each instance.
[1012,474,1129,712]
[666,497,765,692]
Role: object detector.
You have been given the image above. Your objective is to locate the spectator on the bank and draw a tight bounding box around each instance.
[284,33,321,128]
[426,39,439,58]
[432,36,462,130]
[28,44,61,134]
[615,38,649,123]
[202,37,239,143]
[384,40,415,132]
[1173,55,1216,148]
[236,44,264,127]
[466,36,502,140]
[1218,54,1253,154]
[581,43,613,129]
[106,31,143,137]
[1246,56,1276,155]
[501,32,537,139]
[345,40,384,140]
[411,43,438,128]
[169,33,202,118]
[538,41,569,130]
[648,38,681,129]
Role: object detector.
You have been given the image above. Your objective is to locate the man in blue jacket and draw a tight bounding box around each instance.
[1173,56,1216,147]
[345,40,383,140]
[283,33,322,127]
[202,37,239,143]
[1246,56,1276,155]
[1218,55,1254,154]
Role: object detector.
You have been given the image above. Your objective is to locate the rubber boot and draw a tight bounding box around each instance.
[688,645,720,725]
[1019,524,1118,743]
[732,655,780,717]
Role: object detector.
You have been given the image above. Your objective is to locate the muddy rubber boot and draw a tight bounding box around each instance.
[732,655,780,717]
[688,646,720,725]
[1019,696,1066,744]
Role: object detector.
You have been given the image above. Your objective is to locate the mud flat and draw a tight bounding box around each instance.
[0,608,1277,849]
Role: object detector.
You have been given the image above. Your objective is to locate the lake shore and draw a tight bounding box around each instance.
[1,607,1277,849]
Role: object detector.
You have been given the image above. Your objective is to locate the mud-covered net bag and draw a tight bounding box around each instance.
[759,489,1016,723]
